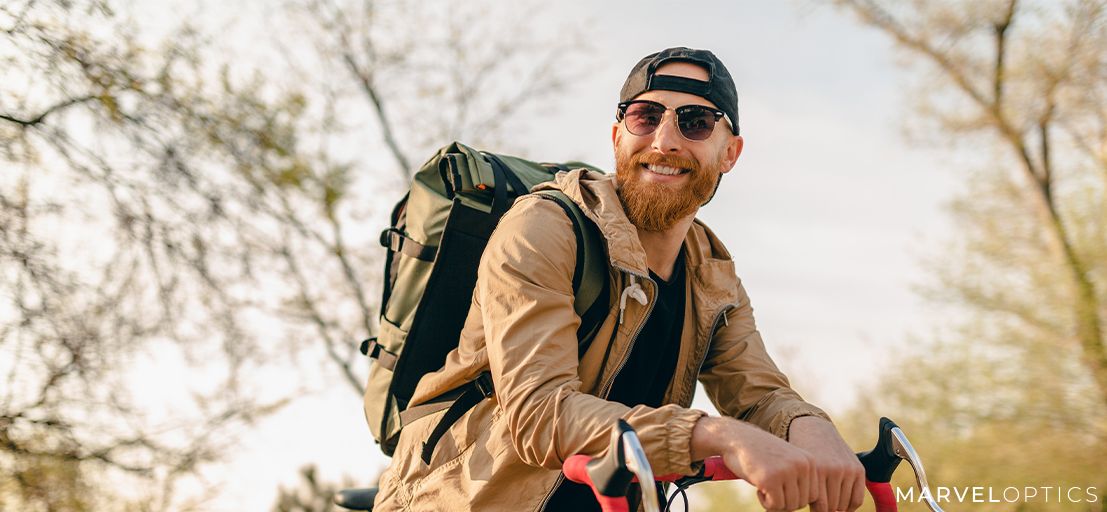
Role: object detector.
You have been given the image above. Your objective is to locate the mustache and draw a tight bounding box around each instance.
[631,152,700,173]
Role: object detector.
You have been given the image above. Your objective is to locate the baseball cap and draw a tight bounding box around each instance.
[619,47,740,135]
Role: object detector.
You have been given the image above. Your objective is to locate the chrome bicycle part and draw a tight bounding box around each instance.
[890,426,944,512]
[620,431,660,512]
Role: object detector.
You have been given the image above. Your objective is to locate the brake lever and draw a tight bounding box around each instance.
[620,430,659,512]
[889,426,944,512]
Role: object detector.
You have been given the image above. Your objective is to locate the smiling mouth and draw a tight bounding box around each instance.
[641,163,690,176]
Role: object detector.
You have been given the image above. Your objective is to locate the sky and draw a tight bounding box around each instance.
[518,0,959,407]
[116,0,961,509]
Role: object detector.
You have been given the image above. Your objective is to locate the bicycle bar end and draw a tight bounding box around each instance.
[856,416,903,483]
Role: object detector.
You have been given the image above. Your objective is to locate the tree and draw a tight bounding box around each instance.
[272,465,354,512]
[827,0,1107,509]
[267,0,593,398]
[1,1,315,509]
[1,0,590,509]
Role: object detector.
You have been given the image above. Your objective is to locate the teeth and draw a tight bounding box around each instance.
[645,164,683,176]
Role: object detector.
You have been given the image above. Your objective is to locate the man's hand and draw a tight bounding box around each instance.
[787,416,866,512]
[692,416,818,511]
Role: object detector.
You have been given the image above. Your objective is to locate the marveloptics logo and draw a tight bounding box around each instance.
[896,486,1100,504]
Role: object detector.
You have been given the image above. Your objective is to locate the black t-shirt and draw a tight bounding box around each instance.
[607,248,686,407]
[545,248,687,511]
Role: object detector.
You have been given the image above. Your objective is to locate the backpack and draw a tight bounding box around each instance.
[363,142,610,457]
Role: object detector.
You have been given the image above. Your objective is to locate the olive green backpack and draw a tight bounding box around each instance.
[363,142,610,458]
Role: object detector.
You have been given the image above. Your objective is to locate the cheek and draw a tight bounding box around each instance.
[701,140,730,167]
[615,127,650,151]
[614,138,639,163]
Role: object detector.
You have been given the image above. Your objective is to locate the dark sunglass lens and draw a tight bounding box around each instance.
[677,107,717,140]
[623,102,665,136]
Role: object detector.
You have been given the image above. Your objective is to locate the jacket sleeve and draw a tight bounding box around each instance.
[697,280,831,439]
[479,196,705,475]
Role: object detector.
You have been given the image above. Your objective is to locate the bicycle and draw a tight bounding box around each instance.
[334,417,943,512]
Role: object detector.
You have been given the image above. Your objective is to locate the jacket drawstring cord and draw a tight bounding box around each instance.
[618,274,649,325]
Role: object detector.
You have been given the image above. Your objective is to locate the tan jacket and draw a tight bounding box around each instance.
[373,170,828,511]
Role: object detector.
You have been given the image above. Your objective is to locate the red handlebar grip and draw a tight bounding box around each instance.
[563,455,593,486]
[702,456,738,480]
[866,481,898,512]
[562,455,631,512]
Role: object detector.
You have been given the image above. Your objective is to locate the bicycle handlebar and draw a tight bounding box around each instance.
[563,417,943,512]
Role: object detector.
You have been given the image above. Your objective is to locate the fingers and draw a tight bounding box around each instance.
[825,471,843,512]
[808,459,821,509]
[794,453,818,511]
[784,478,800,511]
[833,472,851,511]
[758,477,809,511]
[805,460,867,512]
[848,468,866,511]
[809,475,828,512]
[826,461,866,512]
[758,487,785,512]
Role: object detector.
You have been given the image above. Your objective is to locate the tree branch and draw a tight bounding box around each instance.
[992,0,1016,108]
[324,203,377,339]
[341,51,412,179]
[836,0,1107,410]
[0,95,97,127]
[277,229,363,396]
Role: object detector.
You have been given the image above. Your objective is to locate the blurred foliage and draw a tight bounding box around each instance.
[271,465,356,512]
[1,0,587,509]
[826,0,1107,510]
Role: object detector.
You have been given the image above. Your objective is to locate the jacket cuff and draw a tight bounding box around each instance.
[669,408,707,473]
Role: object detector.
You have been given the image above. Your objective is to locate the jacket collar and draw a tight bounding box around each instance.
[532,170,739,307]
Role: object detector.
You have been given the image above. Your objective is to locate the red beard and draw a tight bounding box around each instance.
[615,149,723,232]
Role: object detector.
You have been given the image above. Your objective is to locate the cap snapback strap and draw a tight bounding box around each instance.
[645,74,712,97]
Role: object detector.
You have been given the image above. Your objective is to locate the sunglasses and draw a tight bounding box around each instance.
[616,100,727,141]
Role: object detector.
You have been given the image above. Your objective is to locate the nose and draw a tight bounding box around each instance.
[650,111,683,153]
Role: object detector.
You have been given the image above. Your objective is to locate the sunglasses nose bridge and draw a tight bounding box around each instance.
[650,110,685,151]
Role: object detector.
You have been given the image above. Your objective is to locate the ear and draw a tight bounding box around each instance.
[719,135,744,175]
[611,122,621,149]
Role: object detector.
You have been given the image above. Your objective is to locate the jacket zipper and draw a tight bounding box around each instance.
[536,267,657,511]
[600,269,657,400]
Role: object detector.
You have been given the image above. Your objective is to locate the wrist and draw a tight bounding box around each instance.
[786,415,832,441]
[690,415,747,461]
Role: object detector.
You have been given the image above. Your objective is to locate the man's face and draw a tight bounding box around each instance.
[612,61,744,232]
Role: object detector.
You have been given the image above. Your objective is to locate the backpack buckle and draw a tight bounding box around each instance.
[380,228,399,248]
[360,337,378,356]
[361,337,398,370]
[473,372,494,399]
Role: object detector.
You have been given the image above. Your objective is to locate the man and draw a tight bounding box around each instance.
[372,47,864,512]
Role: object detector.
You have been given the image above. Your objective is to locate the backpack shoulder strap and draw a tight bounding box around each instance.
[410,189,610,464]
[534,190,607,346]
